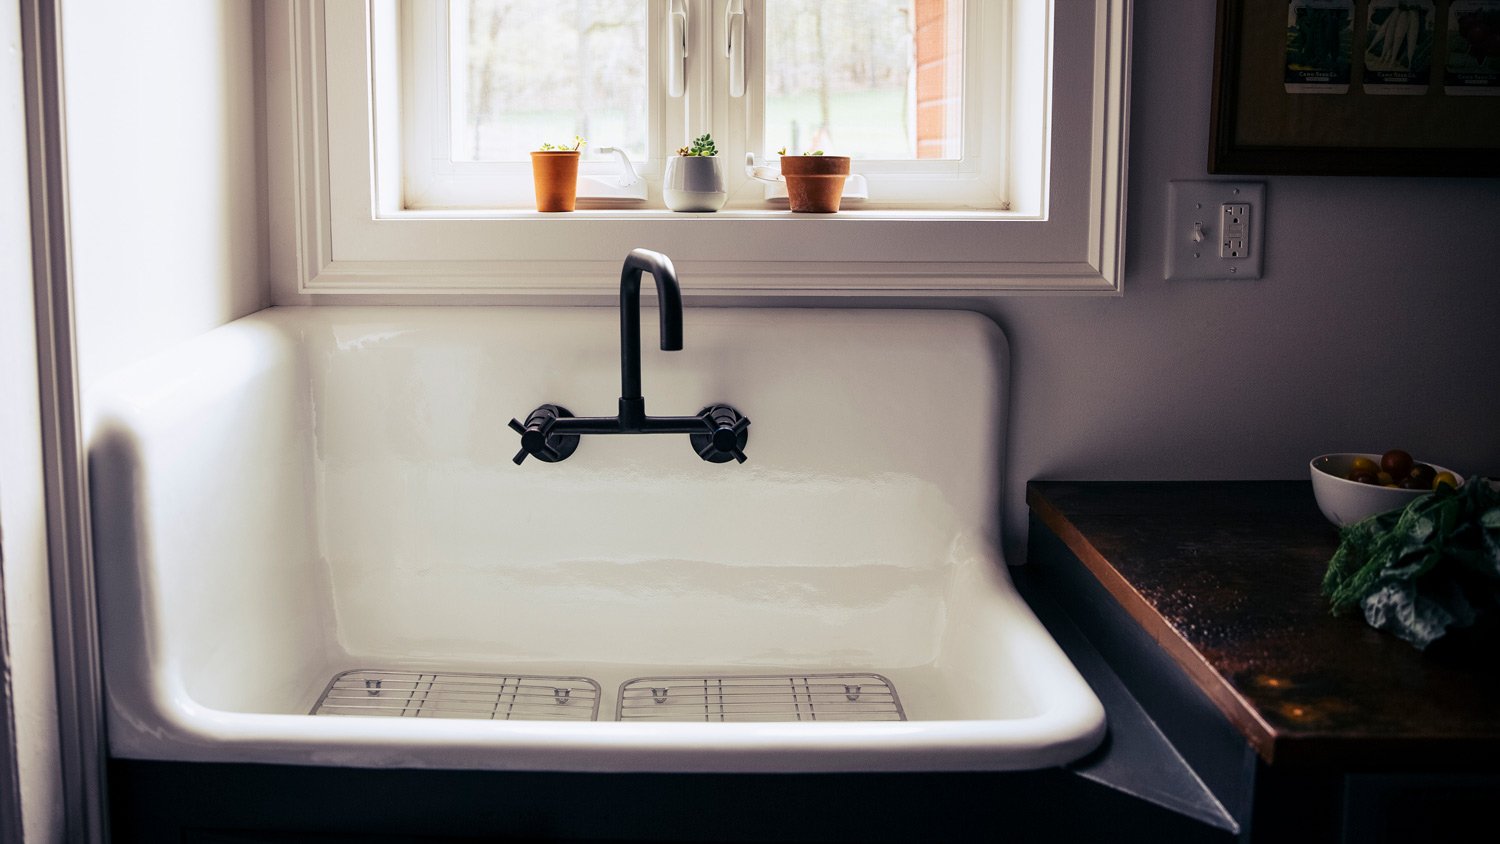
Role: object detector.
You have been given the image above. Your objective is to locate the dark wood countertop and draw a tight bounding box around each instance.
[1027,481,1500,770]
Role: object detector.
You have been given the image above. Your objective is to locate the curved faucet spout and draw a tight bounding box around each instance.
[619,249,683,422]
[511,248,750,463]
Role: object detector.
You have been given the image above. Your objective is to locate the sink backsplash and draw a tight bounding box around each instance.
[307,307,1005,665]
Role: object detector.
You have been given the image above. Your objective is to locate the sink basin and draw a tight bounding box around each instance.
[88,306,1104,772]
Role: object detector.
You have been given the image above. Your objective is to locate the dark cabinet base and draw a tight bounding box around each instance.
[111,757,1226,843]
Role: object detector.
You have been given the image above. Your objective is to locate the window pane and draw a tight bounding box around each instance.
[451,0,648,162]
[765,0,963,160]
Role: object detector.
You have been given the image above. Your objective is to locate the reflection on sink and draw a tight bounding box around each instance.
[88,306,1104,772]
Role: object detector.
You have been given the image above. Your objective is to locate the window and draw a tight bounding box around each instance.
[753,0,1002,207]
[404,1,660,208]
[403,0,1007,210]
[452,2,649,163]
[268,0,1130,294]
[764,1,963,160]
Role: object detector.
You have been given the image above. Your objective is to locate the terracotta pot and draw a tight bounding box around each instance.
[779,155,851,213]
[530,151,581,212]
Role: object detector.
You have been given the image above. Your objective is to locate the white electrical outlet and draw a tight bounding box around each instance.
[1220,203,1250,259]
[1164,182,1265,280]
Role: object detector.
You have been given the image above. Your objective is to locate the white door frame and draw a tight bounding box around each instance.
[0,577,21,842]
[18,0,109,840]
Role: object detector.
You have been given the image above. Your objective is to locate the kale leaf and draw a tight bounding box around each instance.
[1323,478,1500,649]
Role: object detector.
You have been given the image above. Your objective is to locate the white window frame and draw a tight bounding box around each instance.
[264,0,1131,295]
[403,0,1008,211]
[725,0,1015,210]
[403,0,673,210]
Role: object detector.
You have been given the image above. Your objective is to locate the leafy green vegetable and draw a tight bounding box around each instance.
[1323,478,1500,649]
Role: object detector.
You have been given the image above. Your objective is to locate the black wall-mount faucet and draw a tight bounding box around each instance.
[508,248,751,465]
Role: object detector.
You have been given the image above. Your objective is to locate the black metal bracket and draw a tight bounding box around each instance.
[508,402,750,465]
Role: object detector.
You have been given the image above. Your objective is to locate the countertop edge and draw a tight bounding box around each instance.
[1026,482,1286,764]
[1027,481,1500,771]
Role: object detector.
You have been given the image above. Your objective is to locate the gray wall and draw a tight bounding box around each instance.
[983,0,1500,554]
[66,0,266,390]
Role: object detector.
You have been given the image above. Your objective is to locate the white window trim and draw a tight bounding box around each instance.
[403,0,672,210]
[733,0,1013,210]
[265,0,1131,296]
[403,0,1007,212]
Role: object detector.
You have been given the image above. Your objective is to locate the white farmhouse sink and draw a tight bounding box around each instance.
[88,306,1104,772]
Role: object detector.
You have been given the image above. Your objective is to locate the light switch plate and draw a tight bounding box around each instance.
[1164,181,1265,280]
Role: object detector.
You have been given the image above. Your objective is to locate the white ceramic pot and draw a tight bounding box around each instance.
[663,155,727,212]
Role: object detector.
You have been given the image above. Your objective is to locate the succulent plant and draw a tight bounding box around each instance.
[676,133,718,157]
[539,135,587,152]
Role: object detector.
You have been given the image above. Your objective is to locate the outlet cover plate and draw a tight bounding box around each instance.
[1165,181,1265,280]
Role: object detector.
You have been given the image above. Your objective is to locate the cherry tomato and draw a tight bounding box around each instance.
[1408,464,1436,488]
[1381,449,1413,479]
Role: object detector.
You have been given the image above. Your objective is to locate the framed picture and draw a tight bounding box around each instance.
[1210,0,1500,175]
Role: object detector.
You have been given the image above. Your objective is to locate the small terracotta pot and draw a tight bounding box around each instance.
[530,151,581,212]
[779,155,851,213]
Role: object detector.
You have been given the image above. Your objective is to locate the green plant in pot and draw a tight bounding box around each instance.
[664,133,727,212]
[530,136,586,212]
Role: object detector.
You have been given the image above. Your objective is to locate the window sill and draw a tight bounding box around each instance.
[390,207,1035,222]
[293,208,1114,297]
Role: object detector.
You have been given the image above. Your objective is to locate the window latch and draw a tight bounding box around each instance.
[725,0,745,98]
[668,0,688,98]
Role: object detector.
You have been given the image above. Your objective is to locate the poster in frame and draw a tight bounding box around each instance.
[1210,0,1500,175]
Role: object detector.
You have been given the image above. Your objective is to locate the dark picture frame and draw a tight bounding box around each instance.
[1210,0,1500,175]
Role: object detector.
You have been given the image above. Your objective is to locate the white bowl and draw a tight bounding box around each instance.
[1309,453,1464,527]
